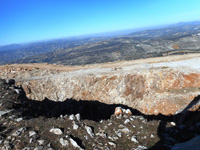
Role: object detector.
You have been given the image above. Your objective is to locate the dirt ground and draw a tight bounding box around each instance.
[1,53,200,73]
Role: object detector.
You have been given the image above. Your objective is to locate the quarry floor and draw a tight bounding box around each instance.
[1,53,200,80]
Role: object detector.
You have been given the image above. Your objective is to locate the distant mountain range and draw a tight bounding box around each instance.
[1,21,200,65]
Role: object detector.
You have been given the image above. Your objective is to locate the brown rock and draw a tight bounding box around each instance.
[114,107,123,115]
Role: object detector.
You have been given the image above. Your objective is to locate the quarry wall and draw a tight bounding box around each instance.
[1,55,200,115]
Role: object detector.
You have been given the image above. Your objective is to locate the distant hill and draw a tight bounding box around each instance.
[0,44,24,51]
[1,21,200,65]
[0,37,110,64]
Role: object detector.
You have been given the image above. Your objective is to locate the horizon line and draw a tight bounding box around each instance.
[1,20,200,47]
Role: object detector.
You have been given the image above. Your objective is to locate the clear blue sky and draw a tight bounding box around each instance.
[0,0,200,46]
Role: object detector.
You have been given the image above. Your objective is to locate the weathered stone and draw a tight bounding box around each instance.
[0,110,13,117]
[69,138,84,150]
[114,107,123,115]
[150,134,154,138]
[59,137,69,147]
[108,142,116,147]
[29,131,37,137]
[15,118,23,122]
[69,114,75,120]
[124,119,130,124]
[125,109,132,115]
[119,127,130,134]
[12,127,26,137]
[73,123,79,130]
[135,145,147,150]
[85,126,94,138]
[170,122,176,126]
[49,127,63,135]
[37,140,45,146]
[131,136,138,143]
[115,131,122,137]
[75,114,80,121]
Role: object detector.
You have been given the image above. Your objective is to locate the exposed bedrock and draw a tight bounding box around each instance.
[16,67,200,115]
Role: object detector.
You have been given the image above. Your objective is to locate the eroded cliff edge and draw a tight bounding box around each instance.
[1,54,200,115]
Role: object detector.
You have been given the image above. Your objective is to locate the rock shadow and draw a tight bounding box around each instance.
[149,95,200,150]
[15,87,175,122]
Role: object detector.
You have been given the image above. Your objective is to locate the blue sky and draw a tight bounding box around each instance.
[0,0,200,46]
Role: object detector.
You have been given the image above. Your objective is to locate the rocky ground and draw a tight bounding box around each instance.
[1,79,200,150]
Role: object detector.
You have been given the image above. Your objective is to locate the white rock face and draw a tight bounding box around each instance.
[14,89,21,94]
[170,122,176,126]
[108,142,116,147]
[73,123,79,130]
[50,127,63,135]
[115,131,122,137]
[119,127,130,134]
[69,114,75,120]
[75,114,81,121]
[131,136,138,143]
[124,119,130,124]
[12,127,26,137]
[0,110,13,117]
[37,140,45,145]
[85,126,94,138]
[16,118,23,122]
[69,138,84,150]
[29,131,37,137]
[59,138,69,146]
[135,145,147,150]
[150,134,154,138]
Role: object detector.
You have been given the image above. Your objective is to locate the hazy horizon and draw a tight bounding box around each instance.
[1,0,200,46]
[0,22,175,47]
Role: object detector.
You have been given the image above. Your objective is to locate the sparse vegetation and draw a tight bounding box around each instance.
[0,22,200,66]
